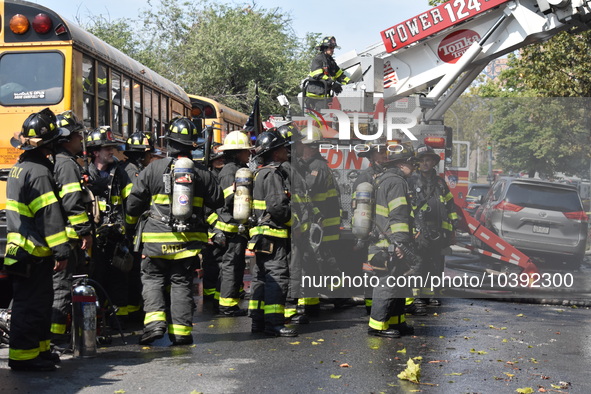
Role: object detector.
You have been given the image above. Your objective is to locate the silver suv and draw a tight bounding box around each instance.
[474,178,588,269]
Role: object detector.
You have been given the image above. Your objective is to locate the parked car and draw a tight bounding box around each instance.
[465,183,491,216]
[473,177,588,269]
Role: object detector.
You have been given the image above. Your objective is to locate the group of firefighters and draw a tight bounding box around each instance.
[1,35,457,372]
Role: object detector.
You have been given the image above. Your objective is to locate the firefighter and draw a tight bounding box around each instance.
[248,129,297,337]
[121,131,155,324]
[305,36,351,110]
[278,123,314,325]
[50,111,94,345]
[300,126,344,311]
[4,108,70,371]
[126,117,223,345]
[213,130,253,316]
[352,140,388,315]
[409,144,458,307]
[367,143,416,338]
[197,142,225,305]
[86,126,132,328]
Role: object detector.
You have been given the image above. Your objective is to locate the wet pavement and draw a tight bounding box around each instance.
[1,293,590,393]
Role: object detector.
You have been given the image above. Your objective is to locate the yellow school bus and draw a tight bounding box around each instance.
[0,0,192,208]
[189,95,249,143]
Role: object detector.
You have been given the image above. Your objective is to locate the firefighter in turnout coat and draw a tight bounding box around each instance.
[248,129,297,337]
[367,143,417,338]
[4,108,71,371]
[126,117,223,345]
[50,111,94,343]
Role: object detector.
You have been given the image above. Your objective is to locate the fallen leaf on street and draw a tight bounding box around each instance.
[397,358,421,383]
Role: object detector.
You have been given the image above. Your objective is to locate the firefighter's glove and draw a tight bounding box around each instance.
[212,232,227,248]
[331,82,343,94]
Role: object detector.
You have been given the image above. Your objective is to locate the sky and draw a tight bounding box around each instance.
[33,0,431,55]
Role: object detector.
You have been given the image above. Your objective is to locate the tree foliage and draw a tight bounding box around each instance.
[81,0,316,118]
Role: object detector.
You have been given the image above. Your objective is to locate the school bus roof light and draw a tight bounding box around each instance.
[424,137,446,149]
[203,105,215,117]
[9,14,30,35]
[32,13,53,34]
[191,107,203,118]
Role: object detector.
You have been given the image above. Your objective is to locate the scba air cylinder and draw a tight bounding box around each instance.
[172,157,195,223]
[71,280,97,358]
[233,167,253,224]
[352,182,374,240]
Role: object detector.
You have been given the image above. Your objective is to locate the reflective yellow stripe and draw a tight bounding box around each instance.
[45,230,68,248]
[168,324,192,336]
[449,212,459,220]
[264,304,285,314]
[322,234,339,242]
[389,223,409,233]
[127,304,141,313]
[284,218,293,227]
[111,196,122,205]
[388,196,407,211]
[142,232,207,243]
[219,297,239,307]
[51,323,66,335]
[369,317,389,331]
[68,211,89,226]
[9,347,39,361]
[29,191,58,214]
[223,185,234,199]
[253,200,266,210]
[6,200,33,217]
[116,306,129,316]
[375,239,390,247]
[387,314,405,325]
[311,189,338,202]
[442,221,453,231]
[442,192,454,203]
[207,212,218,225]
[309,69,323,77]
[203,288,216,296]
[66,227,80,239]
[249,225,288,238]
[153,249,200,260]
[99,200,107,211]
[375,204,389,217]
[144,311,166,324]
[39,339,51,352]
[248,300,264,310]
[297,297,319,306]
[6,233,52,257]
[122,183,133,199]
[322,217,340,227]
[151,194,202,207]
[215,221,239,233]
[126,214,138,225]
[59,182,83,197]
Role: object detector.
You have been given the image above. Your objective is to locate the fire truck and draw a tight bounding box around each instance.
[283,0,591,275]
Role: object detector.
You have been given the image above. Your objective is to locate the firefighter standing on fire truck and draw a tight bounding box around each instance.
[50,111,94,344]
[212,130,253,316]
[4,108,70,371]
[367,143,416,338]
[126,117,223,345]
[305,36,351,110]
[408,144,458,307]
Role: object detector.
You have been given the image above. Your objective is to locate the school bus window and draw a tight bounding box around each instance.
[82,56,95,126]
[152,91,160,135]
[159,95,168,143]
[133,82,141,134]
[171,99,184,119]
[144,87,152,131]
[122,76,131,137]
[97,63,109,126]
[111,71,122,135]
[0,51,64,106]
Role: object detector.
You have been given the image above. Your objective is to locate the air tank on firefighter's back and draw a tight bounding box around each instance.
[172,157,195,223]
[233,167,253,224]
[352,182,374,240]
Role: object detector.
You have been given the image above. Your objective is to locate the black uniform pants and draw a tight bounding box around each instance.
[201,243,223,301]
[51,246,84,337]
[217,233,247,311]
[9,257,53,361]
[368,249,407,330]
[92,241,129,317]
[249,237,289,327]
[141,256,194,342]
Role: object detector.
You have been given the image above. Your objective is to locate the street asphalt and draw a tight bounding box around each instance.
[1,292,590,393]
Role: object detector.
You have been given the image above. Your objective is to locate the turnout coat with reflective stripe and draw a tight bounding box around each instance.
[372,168,412,247]
[5,151,70,265]
[305,153,341,243]
[307,52,351,98]
[126,157,223,259]
[54,149,93,239]
[249,163,291,239]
